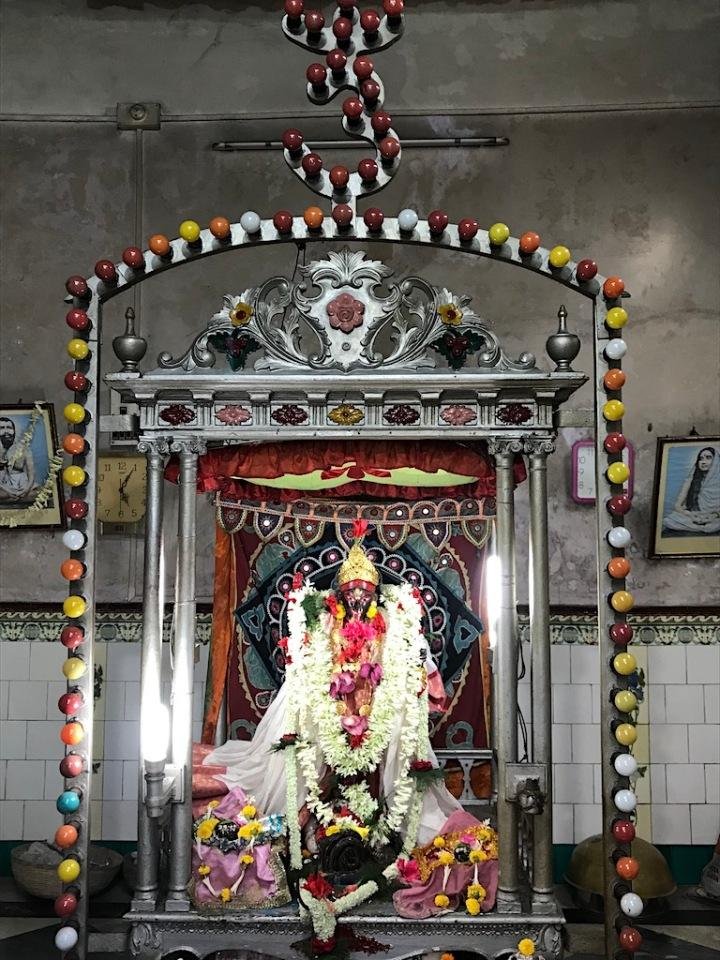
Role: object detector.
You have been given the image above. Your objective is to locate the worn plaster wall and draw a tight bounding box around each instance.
[1,0,719,605]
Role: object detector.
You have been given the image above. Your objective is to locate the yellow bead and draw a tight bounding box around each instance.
[614,690,638,713]
[613,652,637,676]
[611,590,635,613]
[603,399,625,422]
[488,222,510,245]
[548,245,571,268]
[179,219,201,243]
[63,656,87,680]
[606,307,628,329]
[57,858,81,883]
[607,462,630,485]
[63,466,86,488]
[63,596,87,620]
[615,722,638,746]
[67,339,89,360]
[63,403,85,425]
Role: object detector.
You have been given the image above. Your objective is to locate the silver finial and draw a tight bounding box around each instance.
[546,304,580,372]
[113,307,147,373]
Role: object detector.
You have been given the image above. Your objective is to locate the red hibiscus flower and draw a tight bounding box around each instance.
[310,935,337,955]
[303,872,334,901]
[410,759,433,772]
[292,572,304,589]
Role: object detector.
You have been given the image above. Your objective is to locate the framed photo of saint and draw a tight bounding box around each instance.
[649,436,720,558]
[0,403,65,529]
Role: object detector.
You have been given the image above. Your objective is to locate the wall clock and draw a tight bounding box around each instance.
[571,438,634,504]
[97,454,147,529]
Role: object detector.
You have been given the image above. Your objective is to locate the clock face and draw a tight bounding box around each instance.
[97,456,147,523]
[571,439,634,504]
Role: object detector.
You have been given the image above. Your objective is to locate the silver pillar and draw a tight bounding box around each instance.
[490,440,522,913]
[133,439,168,910]
[166,438,203,910]
[526,439,555,910]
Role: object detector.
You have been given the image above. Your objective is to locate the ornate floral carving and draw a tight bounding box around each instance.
[271,404,308,426]
[159,403,195,426]
[215,404,252,425]
[496,404,533,425]
[328,404,364,426]
[327,293,365,334]
[441,404,477,426]
[431,329,486,370]
[384,404,420,426]
[206,328,260,371]
[438,302,463,326]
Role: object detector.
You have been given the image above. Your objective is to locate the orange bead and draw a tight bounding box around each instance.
[604,369,626,391]
[616,856,640,881]
[603,276,625,299]
[60,721,85,746]
[148,234,171,257]
[55,824,79,849]
[608,557,631,579]
[63,434,86,455]
[60,559,84,581]
[519,231,541,255]
[209,216,231,239]
[303,206,324,230]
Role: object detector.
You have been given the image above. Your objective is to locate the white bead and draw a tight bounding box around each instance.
[240,211,261,234]
[614,753,638,777]
[614,788,637,812]
[605,339,627,360]
[55,927,79,950]
[397,208,418,232]
[608,527,631,549]
[63,529,86,551]
[620,892,644,917]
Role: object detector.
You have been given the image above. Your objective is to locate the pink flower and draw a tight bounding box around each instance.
[341,714,369,737]
[329,671,356,698]
[341,620,375,644]
[358,662,383,686]
[396,858,421,885]
[326,292,365,334]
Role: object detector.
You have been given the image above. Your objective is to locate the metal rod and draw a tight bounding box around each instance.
[166,440,201,910]
[491,443,521,913]
[527,441,555,910]
[211,137,509,151]
[132,440,167,909]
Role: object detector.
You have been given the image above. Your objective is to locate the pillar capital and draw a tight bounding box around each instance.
[138,437,171,460]
[523,436,555,456]
[487,437,524,458]
[170,437,206,457]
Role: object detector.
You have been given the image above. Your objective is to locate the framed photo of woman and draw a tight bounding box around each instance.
[649,436,720,558]
[0,402,64,529]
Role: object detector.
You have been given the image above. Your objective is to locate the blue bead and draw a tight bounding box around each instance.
[57,790,81,814]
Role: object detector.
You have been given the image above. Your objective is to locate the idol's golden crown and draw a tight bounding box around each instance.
[338,542,379,588]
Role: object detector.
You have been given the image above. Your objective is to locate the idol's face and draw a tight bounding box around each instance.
[697,449,715,471]
[0,419,15,450]
[339,584,376,618]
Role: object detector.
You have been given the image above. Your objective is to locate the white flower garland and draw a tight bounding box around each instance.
[285,747,302,870]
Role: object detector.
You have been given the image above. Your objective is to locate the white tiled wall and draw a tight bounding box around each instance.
[1,638,718,847]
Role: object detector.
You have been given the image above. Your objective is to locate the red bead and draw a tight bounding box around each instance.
[65,309,89,331]
[60,754,84,779]
[332,204,354,227]
[304,9,325,32]
[306,62,327,87]
[378,136,400,160]
[353,56,374,80]
[361,9,381,32]
[371,110,392,135]
[428,210,449,235]
[333,17,353,40]
[364,207,384,231]
[65,276,89,299]
[54,892,79,918]
[273,210,294,234]
[285,0,304,17]
[121,246,144,270]
[618,927,642,952]
[603,276,625,299]
[59,692,83,716]
[458,218,479,241]
[329,165,350,189]
[361,79,381,102]
[358,158,378,182]
[94,259,117,283]
[612,819,636,843]
[576,258,598,281]
[608,494,632,517]
[604,432,627,454]
[282,128,304,154]
[64,499,88,520]
[64,371,88,393]
[60,626,84,650]
[519,231,541,255]
[302,153,324,178]
[383,0,404,16]
[338,0,357,10]
[326,49,347,72]
[343,96,364,121]
[610,623,633,645]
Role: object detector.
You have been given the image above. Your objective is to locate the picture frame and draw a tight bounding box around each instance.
[648,436,720,559]
[0,402,65,529]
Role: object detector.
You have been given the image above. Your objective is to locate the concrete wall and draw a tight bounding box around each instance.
[1,0,719,606]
